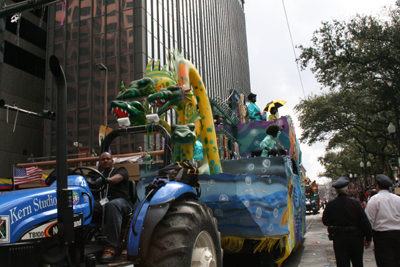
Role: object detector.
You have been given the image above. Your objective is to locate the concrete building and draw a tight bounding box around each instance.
[0,0,250,177]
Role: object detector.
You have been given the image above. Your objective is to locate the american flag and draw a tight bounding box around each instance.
[13,167,43,185]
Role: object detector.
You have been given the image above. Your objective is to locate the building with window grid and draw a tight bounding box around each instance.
[0,3,48,179]
[0,0,250,177]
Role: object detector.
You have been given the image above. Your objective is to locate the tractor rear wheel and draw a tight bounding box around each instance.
[142,199,223,267]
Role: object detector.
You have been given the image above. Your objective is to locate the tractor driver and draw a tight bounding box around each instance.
[94,152,133,263]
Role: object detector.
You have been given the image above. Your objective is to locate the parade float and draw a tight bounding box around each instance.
[1,50,306,266]
[114,50,307,266]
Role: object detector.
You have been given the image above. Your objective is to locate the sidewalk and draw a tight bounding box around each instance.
[283,211,376,267]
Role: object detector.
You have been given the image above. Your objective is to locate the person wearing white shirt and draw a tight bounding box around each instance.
[365,174,400,267]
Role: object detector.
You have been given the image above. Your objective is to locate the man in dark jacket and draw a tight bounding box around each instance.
[94,152,132,263]
[322,176,372,267]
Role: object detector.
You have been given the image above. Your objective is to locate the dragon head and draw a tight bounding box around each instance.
[117,78,156,101]
[148,85,193,115]
[110,100,147,126]
[171,123,196,145]
[116,59,177,102]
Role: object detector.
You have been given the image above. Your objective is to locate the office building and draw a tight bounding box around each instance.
[0,3,48,178]
[0,0,250,177]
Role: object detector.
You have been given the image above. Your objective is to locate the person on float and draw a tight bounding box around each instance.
[247,93,261,122]
[260,123,285,157]
[268,106,280,121]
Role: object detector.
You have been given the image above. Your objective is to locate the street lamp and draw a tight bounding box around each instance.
[360,161,365,186]
[96,63,108,127]
[360,161,372,187]
[388,122,400,155]
[360,161,367,187]
[388,122,400,178]
[388,122,396,136]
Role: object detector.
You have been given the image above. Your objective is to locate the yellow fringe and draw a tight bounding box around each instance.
[221,236,245,253]
[275,237,291,267]
[221,235,298,267]
[253,237,280,253]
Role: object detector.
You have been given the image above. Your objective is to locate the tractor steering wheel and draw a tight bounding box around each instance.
[71,166,108,191]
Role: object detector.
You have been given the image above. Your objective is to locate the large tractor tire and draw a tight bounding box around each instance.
[142,199,223,267]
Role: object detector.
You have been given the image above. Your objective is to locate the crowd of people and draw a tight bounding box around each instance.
[322,175,400,267]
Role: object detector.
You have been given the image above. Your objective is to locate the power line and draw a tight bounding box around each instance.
[281,0,306,98]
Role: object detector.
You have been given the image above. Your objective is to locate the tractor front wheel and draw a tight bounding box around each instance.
[142,199,223,267]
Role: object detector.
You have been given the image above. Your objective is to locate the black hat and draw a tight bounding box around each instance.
[332,176,349,189]
[248,93,257,100]
[375,174,392,189]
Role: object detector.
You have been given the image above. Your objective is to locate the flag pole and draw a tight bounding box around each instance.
[12,165,15,191]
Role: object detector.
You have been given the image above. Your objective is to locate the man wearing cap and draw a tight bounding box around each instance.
[247,93,261,122]
[322,176,372,267]
[365,174,400,267]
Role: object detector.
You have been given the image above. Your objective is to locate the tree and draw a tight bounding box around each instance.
[295,7,400,179]
[318,140,386,179]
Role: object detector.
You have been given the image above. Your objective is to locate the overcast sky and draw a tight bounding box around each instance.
[244,0,395,184]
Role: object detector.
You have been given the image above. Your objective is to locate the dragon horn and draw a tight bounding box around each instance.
[146,59,155,75]
[154,60,160,70]
[120,81,126,92]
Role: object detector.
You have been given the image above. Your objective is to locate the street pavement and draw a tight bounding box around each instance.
[282,210,376,267]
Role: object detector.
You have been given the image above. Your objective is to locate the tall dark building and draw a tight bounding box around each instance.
[0,0,250,177]
[0,2,48,178]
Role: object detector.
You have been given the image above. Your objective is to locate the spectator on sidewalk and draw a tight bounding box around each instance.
[322,176,372,267]
[365,174,400,267]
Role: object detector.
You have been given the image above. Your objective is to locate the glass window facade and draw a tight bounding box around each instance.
[45,0,250,157]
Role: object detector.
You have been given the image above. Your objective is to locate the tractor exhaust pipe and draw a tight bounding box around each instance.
[50,55,74,245]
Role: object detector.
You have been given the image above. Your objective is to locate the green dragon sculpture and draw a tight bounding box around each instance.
[110,100,147,126]
[110,50,221,174]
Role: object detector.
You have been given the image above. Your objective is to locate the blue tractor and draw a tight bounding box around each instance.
[0,56,222,267]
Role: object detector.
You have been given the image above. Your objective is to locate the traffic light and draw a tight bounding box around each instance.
[390,154,399,167]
